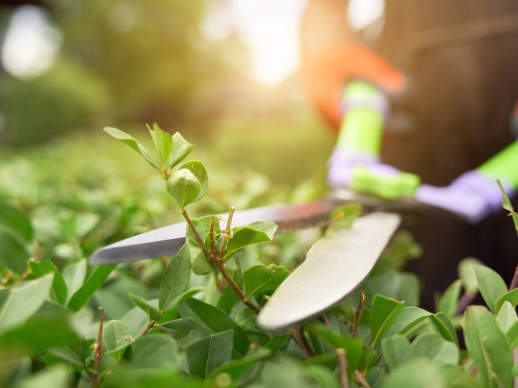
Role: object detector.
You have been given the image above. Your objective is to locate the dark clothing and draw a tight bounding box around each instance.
[375,0,518,308]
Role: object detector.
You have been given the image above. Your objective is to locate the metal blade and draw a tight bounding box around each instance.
[90,200,337,265]
[257,212,401,332]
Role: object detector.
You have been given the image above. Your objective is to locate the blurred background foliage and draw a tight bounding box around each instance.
[0,0,332,156]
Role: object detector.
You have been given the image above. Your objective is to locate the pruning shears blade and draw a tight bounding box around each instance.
[257,212,402,332]
[90,200,337,265]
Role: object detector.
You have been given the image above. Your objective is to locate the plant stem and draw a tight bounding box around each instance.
[510,263,518,290]
[219,207,235,258]
[140,318,159,337]
[289,327,314,358]
[209,214,217,253]
[352,292,365,338]
[181,209,207,252]
[336,348,349,388]
[92,308,104,388]
[354,370,371,388]
[211,256,260,313]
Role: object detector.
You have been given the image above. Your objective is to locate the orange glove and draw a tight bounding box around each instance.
[301,41,406,129]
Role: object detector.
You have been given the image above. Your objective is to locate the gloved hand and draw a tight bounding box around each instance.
[301,41,406,129]
[415,171,515,223]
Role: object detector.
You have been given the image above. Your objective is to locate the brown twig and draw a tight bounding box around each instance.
[140,318,159,337]
[92,308,104,388]
[211,257,260,313]
[289,327,314,358]
[182,209,207,252]
[455,291,476,316]
[209,214,217,252]
[336,348,349,388]
[510,263,518,290]
[322,314,331,328]
[352,292,365,338]
[219,207,235,258]
[354,370,371,388]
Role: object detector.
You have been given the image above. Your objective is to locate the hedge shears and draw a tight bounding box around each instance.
[91,80,518,332]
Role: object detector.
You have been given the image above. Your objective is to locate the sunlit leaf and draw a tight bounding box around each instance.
[104,127,159,171]
[148,123,173,168]
[242,264,289,301]
[495,288,518,313]
[385,306,430,337]
[167,161,208,208]
[16,364,70,388]
[496,301,518,334]
[62,259,87,303]
[225,221,277,257]
[167,132,194,170]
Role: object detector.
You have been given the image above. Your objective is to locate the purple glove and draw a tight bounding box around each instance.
[415,170,514,223]
[327,147,400,188]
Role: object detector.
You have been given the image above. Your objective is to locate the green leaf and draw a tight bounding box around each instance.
[130,294,161,320]
[382,359,475,388]
[67,264,116,312]
[458,258,482,295]
[330,203,362,228]
[103,320,134,358]
[179,298,250,359]
[167,169,202,208]
[385,306,431,336]
[242,264,289,300]
[225,221,277,257]
[167,132,194,169]
[0,312,79,358]
[0,201,33,242]
[29,260,68,305]
[381,334,411,370]
[464,306,513,388]
[436,279,462,319]
[209,348,272,380]
[190,246,213,276]
[148,123,173,168]
[104,127,160,171]
[431,313,458,345]
[411,332,459,365]
[62,259,87,302]
[304,324,363,371]
[128,333,178,369]
[160,317,213,349]
[505,320,518,349]
[264,334,291,359]
[370,295,405,346]
[17,365,69,388]
[496,301,518,334]
[0,274,53,334]
[474,264,508,313]
[187,330,234,379]
[495,288,518,313]
[497,179,518,234]
[159,244,191,311]
[0,229,29,274]
[364,270,420,307]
